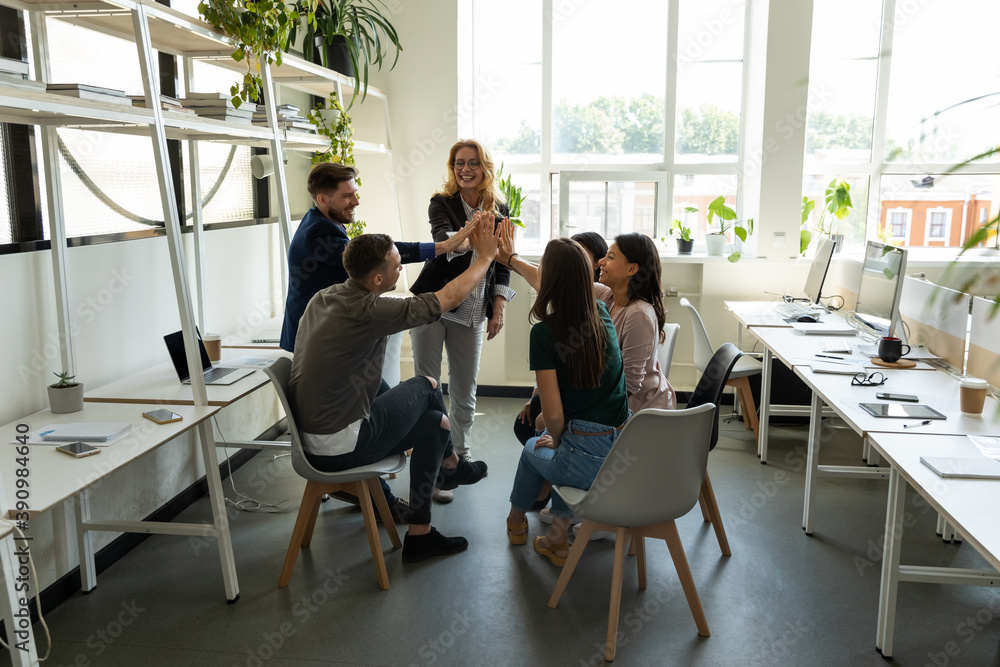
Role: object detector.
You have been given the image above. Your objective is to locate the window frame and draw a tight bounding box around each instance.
[465,0,752,250]
[923,206,952,244]
[887,206,911,243]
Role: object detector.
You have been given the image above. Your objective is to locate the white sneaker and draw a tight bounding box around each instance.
[539,508,581,525]
[573,523,614,541]
[432,488,454,504]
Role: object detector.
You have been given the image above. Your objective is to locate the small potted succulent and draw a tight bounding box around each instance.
[48,371,84,414]
[665,217,694,255]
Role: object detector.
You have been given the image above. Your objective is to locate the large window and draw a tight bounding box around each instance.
[803,0,1000,252]
[469,0,749,249]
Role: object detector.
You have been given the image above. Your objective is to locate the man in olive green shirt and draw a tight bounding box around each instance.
[289,213,499,562]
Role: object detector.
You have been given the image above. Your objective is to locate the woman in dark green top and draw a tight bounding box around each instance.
[504,237,629,567]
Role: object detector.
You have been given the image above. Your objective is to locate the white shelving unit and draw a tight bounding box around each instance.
[0,0,404,624]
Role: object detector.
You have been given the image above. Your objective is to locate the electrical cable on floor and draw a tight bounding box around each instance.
[212,416,291,514]
[0,518,51,660]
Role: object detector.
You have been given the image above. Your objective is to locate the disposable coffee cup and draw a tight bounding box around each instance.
[959,377,988,415]
[203,333,222,363]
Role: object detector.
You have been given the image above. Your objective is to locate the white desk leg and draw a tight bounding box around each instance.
[758,347,773,463]
[0,531,39,666]
[876,467,906,657]
[197,421,239,602]
[75,489,97,592]
[802,391,823,535]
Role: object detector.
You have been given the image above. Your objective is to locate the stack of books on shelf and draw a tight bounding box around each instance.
[130,94,196,115]
[180,93,255,125]
[252,104,316,133]
[47,83,132,106]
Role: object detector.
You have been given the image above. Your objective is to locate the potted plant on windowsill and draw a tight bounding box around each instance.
[48,371,84,414]
[801,178,852,255]
[706,195,753,262]
[497,164,527,228]
[289,0,402,108]
[665,218,694,255]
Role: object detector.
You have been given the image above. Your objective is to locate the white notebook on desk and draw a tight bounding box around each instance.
[39,422,132,442]
[792,321,857,335]
[920,457,1000,480]
[809,362,867,375]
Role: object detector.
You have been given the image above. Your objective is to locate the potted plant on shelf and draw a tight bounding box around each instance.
[48,371,83,414]
[198,0,308,108]
[665,218,694,255]
[706,195,753,262]
[307,93,366,236]
[497,164,526,228]
[801,178,853,254]
[289,0,402,108]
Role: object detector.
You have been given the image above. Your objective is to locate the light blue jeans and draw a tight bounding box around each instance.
[509,418,622,519]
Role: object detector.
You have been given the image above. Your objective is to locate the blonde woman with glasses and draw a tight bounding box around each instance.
[410,140,515,502]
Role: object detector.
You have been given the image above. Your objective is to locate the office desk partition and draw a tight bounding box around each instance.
[868,432,1000,658]
[0,404,232,607]
[968,297,1000,389]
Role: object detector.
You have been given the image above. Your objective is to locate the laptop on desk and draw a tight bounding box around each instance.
[164,329,255,385]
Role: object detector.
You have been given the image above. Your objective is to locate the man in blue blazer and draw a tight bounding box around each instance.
[280,163,474,352]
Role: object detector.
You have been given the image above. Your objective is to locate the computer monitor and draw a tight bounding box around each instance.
[804,238,836,304]
[853,241,908,338]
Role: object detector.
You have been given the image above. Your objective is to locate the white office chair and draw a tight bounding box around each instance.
[547,404,717,662]
[265,357,407,591]
[658,322,681,380]
[679,298,761,442]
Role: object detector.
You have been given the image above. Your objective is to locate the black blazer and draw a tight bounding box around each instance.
[410,193,511,320]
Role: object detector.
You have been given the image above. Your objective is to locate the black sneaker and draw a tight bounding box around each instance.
[402,527,469,562]
[436,459,489,490]
[459,453,487,477]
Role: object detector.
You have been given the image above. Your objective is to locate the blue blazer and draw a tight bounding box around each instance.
[280,207,427,352]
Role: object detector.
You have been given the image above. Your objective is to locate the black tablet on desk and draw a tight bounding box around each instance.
[858,403,947,420]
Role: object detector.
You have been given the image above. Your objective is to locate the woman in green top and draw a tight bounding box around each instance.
[504,238,630,567]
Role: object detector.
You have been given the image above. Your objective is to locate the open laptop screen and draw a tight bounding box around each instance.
[164,329,211,382]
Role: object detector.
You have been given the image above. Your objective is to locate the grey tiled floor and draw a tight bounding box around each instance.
[6,398,1000,666]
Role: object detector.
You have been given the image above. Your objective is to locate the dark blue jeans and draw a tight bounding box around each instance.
[307,376,453,525]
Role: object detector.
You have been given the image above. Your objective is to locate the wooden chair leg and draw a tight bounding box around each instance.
[701,474,731,556]
[730,377,760,442]
[369,478,402,549]
[635,534,646,590]
[302,482,329,548]
[278,482,323,587]
[548,521,595,608]
[605,526,629,662]
[662,521,710,637]
[698,491,710,522]
[356,479,391,590]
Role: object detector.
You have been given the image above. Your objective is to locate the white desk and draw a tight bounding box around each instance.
[868,432,1000,657]
[0,522,37,666]
[794,366,1000,534]
[725,300,800,329]
[0,403,238,604]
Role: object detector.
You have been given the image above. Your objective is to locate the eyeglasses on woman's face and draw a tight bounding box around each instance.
[453,159,481,170]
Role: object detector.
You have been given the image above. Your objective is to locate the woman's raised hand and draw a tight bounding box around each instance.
[497,217,516,266]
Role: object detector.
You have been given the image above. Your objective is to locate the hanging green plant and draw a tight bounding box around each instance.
[307,93,360,185]
[198,0,312,108]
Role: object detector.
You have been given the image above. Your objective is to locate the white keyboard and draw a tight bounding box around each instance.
[820,340,853,353]
[773,302,823,319]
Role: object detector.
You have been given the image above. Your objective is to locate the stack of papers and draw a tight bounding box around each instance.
[791,321,857,335]
[920,457,1000,480]
[809,362,867,375]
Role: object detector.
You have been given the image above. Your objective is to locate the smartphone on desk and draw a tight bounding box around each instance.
[876,392,919,402]
[57,442,101,458]
[142,409,183,424]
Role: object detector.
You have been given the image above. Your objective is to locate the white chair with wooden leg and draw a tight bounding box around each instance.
[547,404,717,662]
[680,298,761,443]
[657,322,681,380]
[265,358,406,591]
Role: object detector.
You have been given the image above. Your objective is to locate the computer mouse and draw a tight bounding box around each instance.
[797,315,819,323]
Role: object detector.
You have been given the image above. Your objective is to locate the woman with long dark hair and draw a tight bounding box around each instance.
[504,238,629,566]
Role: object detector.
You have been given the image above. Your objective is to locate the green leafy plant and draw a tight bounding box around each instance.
[706,195,753,262]
[198,0,308,108]
[307,93,360,181]
[345,220,367,238]
[667,218,693,243]
[496,164,526,228]
[800,179,853,255]
[50,371,79,388]
[290,0,402,108]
